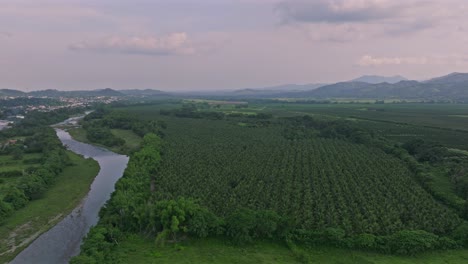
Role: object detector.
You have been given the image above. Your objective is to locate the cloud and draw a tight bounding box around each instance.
[69,33,195,56]
[0,31,12,38]
[357,54,468,66]
[357,55,429,66]
[276,0,401,24]
[299,23,364,42]
[0,4,100,18]
[276,0,466,41]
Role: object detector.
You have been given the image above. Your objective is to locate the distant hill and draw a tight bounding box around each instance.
[29,88,124,97]
[119,89,170,96]
[196,74,468,100]
[289,73,468,100]
[2,72,468,101]
[425,72,468,84]
[234,83,325,93]
[0,89,26,97]
[229,83,326,98]
[350,75,408,84]
[28,89,64,97]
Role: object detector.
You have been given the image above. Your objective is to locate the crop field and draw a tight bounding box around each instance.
[148,117,459,235]
[117,102,468,150]
[115,103,465,236]
[258,103,468,130]
[71,102,468,263]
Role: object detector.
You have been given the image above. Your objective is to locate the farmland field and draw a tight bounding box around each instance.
[73,101,468,263]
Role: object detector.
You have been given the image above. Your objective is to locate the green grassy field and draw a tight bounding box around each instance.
[112,236,468,264]
[0,151,99,263]
[67,127,142,154]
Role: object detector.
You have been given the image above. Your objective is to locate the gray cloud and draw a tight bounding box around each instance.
[275,0,464,42]
[0,31,12,38]
[276,0,402,24]
[357,54,468,66]
[69,33,195,56]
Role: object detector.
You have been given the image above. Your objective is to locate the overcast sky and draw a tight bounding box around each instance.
[1,0,467,91]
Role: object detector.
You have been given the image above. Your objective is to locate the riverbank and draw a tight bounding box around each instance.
[0,151,99,263]
[10,129,129,264]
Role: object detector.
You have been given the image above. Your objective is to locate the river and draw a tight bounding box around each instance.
[10,119,129,264]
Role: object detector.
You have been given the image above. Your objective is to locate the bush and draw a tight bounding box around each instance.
[0,200,13,223]
[353,233,377,249]
[3,188,28,210]
[225,208,258,244]
[386,230,439,255]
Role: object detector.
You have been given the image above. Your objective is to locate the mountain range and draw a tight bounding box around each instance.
[350,75,408,84]
[0,88,168,98]
[1,73,468,100]
[225,73,468,100]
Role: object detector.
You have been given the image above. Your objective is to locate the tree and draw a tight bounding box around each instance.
[11,146,24,160]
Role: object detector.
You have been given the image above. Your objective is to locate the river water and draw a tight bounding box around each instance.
[11,121,129,264]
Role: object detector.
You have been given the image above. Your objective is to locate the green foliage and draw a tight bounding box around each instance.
[386,230,440,255]
[0,119,73,223]
[403,139,450,163]
[225,208,283,244]
[452,222,468,247]
[70,227,122,264]
[0,200,13,223]
[153,198,221,241]
[86,124,125,147]
[2,188,28,210]
[353,233,377,249]
[226,208,258,244]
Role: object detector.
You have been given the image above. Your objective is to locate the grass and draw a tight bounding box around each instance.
[66,127,89,144]
[0,153,42,172]
[110,129,142,152]
[67,127,141,154]
[301,247,468,264]
[0,151,99,263]
[449,148,468,156]
[111,236,468,264]
[114,236,299,264]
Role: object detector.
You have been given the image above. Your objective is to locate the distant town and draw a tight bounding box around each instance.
[0,95,121,130]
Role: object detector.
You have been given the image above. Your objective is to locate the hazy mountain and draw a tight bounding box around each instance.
[425,72,468,84]
[350,75,408,84]
[228,83,326,98]
[29,88,124,97]
[119,89,170,96]
[291,73,468,100]
[235,83,325,93]
[0,89,26,97]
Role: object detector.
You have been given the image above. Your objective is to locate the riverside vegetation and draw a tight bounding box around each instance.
[0,108,100,262]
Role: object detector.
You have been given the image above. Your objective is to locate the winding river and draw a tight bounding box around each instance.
[11,118,129,264]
